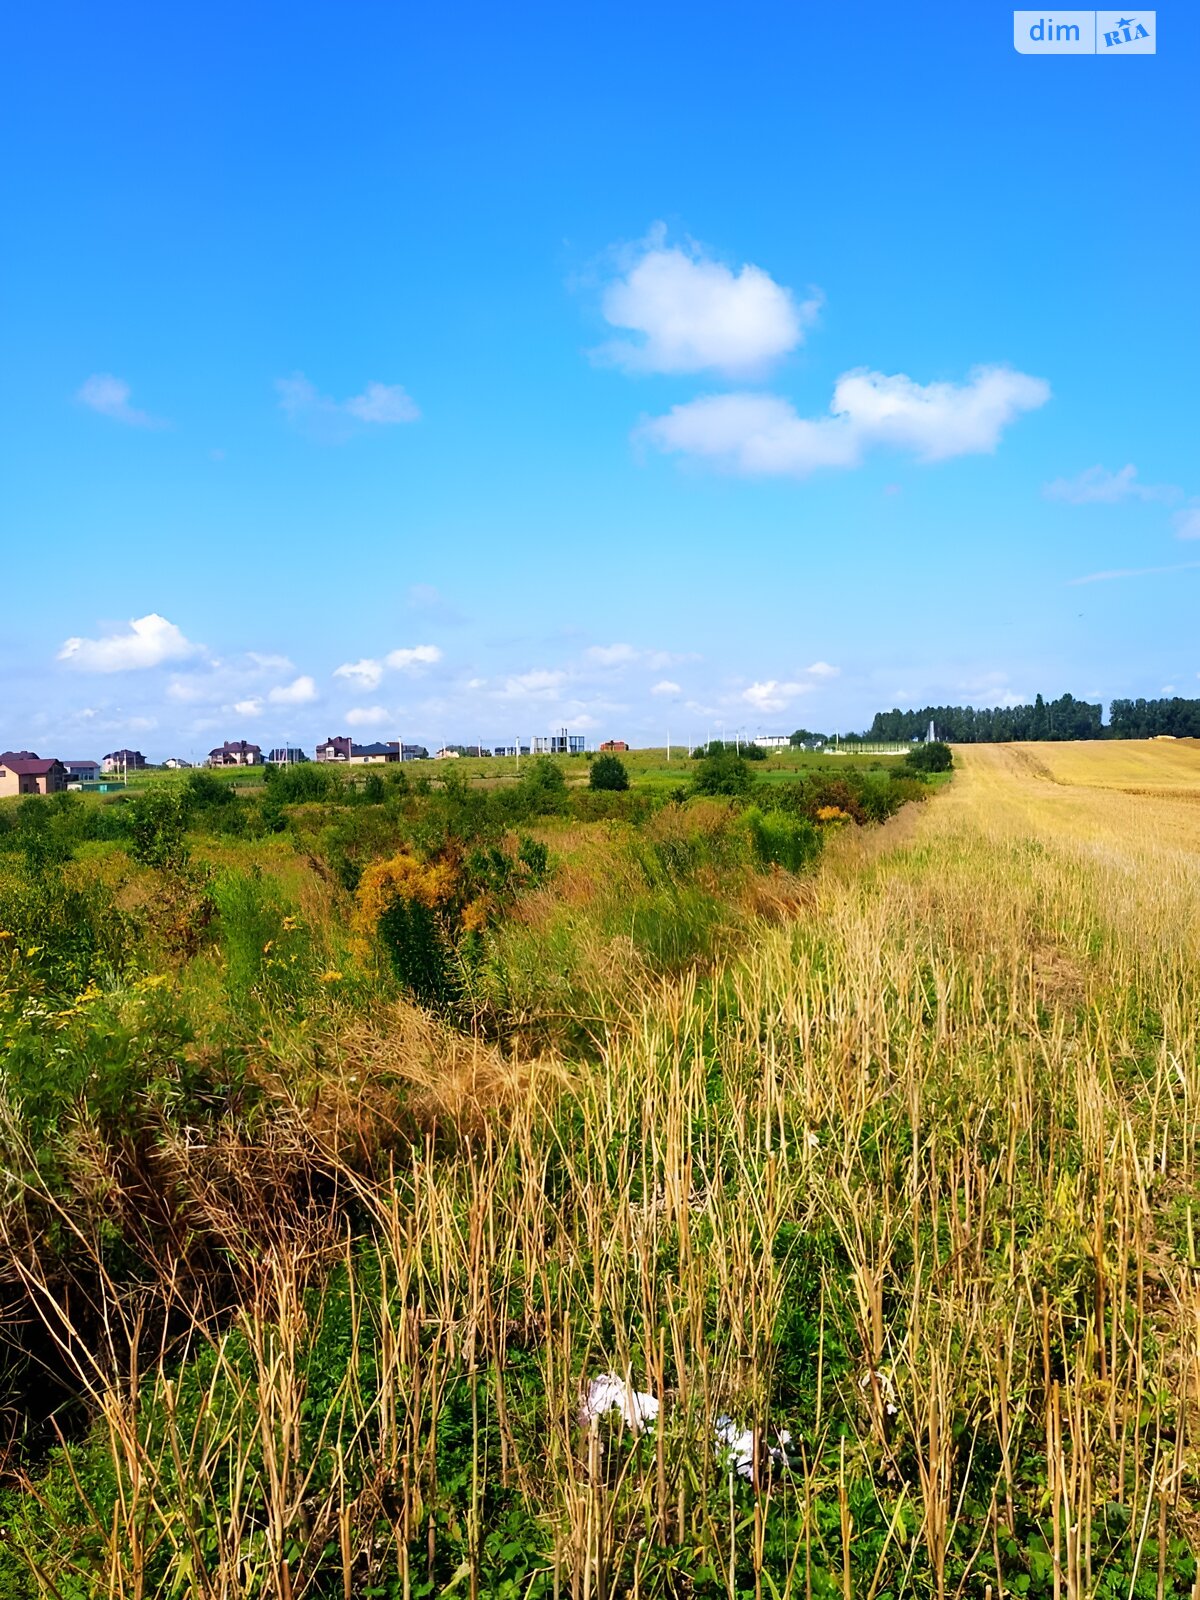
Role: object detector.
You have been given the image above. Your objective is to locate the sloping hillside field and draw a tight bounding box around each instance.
[1010,736,1200,794]
[2,745,1199,1597]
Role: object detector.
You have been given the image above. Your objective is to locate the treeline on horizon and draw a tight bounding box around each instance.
[852,693,1200,744]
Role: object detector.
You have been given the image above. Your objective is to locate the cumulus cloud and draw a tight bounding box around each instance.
[343,382,420,424]
[586,643,697,672]
[334,658,385,690]
[334,646,441,689]
[497,669,566,700]
[233,698,263,717]
[76,374,164,428]
[596,231,818,378]
[346,705,392,727]
[805,661,839,678]
[640,366,1050,477]
[651,680,681,697]
[276,373,420,439]
[587,643,641,666]
[1044,464,1179,504]
[386,644,442,672]
[58,613,200,673]
[741,679,813,712]
[268,675,318,706]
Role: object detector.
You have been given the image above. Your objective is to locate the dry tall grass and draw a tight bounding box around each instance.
[5,744,1200,1597]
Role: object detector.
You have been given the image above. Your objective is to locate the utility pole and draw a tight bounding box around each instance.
[666,728,670,762]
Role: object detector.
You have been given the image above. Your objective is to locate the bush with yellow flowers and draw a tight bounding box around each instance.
[355,851,468,1009]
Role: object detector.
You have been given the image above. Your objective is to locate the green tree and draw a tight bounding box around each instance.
[691,749,753,797]
[903,741,953,774]
[589,753,629,791]
[125,784,190,868]
[520,756,567,809]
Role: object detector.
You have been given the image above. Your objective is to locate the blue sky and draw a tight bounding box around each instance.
[2,2,1196,757]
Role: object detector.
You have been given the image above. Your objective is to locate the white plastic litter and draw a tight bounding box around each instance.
[580,1373,660,1435]
[581,1373,795,1480]
[859,1368,899,1416]
[713,1416,755,1478]
[714,1415,795,1480]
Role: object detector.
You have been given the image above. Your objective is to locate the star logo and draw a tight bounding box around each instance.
[1116,17,1135,27]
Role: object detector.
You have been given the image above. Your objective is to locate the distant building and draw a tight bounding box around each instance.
[163,757,192,770]
[347,741,427,764]
[599,740,629,753]
[753,735,790,750]
[347,741,397,765]
[207,740,262,768]
[62,759,101,782]
[102,749,147,774]
[317,736,426,763]
[267,747,308,764]
[550,728,587,755]
[0,756,67,797]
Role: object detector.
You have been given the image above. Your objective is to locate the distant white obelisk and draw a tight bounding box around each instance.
[926,719,936,743]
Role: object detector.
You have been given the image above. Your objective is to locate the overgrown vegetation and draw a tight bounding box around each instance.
[3,741,1197,1596]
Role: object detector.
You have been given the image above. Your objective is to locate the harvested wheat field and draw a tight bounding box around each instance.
[1005,737,1200,797]
[3,745,1200,1599]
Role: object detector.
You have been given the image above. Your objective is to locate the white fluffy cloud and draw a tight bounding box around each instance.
[586,643,697,672]
[346,705,392,727]
[741,679,813,712]
[344,382,420,424]
[58,613,200,672]
[497,669,566,700]
[277,373,420,438]
[76,374,164,428]
[1044,464,1179,504]
[587,643,641,666]
[233,698,263,717]
[386,644,442,671]
[334,645,441,689]
[268,675,318,706]
[334,658,385,690]
[651,680,681,697]
[640,366,1050,476]
[597,232,818,378]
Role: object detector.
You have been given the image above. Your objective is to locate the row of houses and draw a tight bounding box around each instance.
[0,748,157,794]
[315,738,429,764]
[1,726,610,796]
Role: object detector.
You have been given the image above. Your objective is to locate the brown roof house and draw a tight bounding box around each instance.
[207,740,262,768]
[102,749,147,774]
[316,736,353,762]
[0,756,68,797]
[599,740,629,752]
